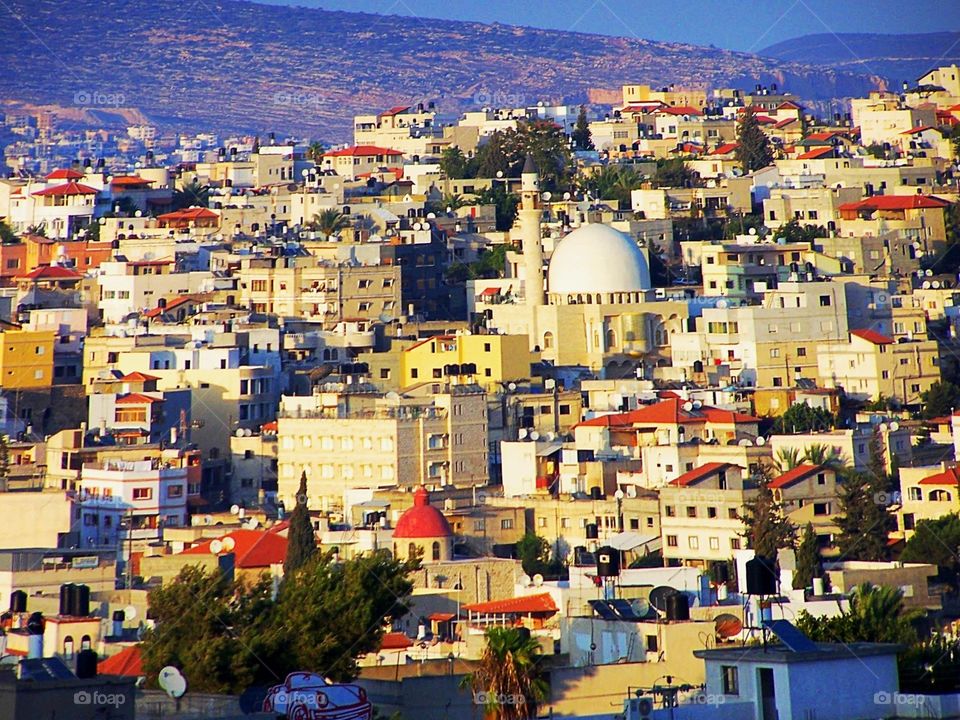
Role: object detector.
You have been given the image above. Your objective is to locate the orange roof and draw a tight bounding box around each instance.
[797,146,836,160]
[463,592,558,615]
[919,467,960,486]
[850,328,894,345]
[144,295,194,318]
[157,207,218,221]
[657,106,702,116]
[709,142,738,156]
[379,106,411,117]
[901,126,935,135]
[32,181,98,197]
[119,371,160,382]
[805,131,840,142]
[839,195,950,212]
[111,175,154,187]
[180,529,289,568]
[115,392,163,405]
[774,118,797,129]
[46,168,85,180]
[769,464,825,489]
[380,632,413,650]
[16,265,82,280]
[576,398,758,428]
[669,462,734,487]
[323,145,404,158]
[98,645,143,677]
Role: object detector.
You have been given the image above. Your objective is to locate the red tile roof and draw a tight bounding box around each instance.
[16,265,82,280]
[180,529,289,568]
[379,106,411,117]
[379,632,413,650]
[918,467,960,486]
[668,462,734,487]
[32,181,98,197]
[576,398,758,428]
[657,106,702,116]
[839,195,950,212]
[98,645,143,677]
[45,168,85,180]
[776,101,802,110]
[157,207,218,221]
[850,328,894,345]
[804,131,840,142]
[119,371,160,382]
[797,146,836,160]
[774,118,798,129]
[901,125,935,135]
[463,592,558,615]
[111,175,154,187]
[116,392,163,405]
[769,464,825,489]
[323,145,404,158]
[709,142,739,156]
[144,295,195,318]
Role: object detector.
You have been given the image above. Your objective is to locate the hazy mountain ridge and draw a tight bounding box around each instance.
[760,32,960,87]
[0,0,887,139]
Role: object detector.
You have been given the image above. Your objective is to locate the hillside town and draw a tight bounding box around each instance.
[3,66,960,720]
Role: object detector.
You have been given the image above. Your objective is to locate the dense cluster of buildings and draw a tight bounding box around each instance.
[2,65,960,720]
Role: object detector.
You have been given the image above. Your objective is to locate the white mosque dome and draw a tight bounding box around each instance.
[547,223,651,295]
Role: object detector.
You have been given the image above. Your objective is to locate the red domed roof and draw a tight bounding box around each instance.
[393,487,452,539]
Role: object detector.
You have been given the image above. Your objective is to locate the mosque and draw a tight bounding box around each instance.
[472,157,691,378]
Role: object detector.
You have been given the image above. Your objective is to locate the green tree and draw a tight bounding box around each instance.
[739,466,796,560]
[652,157,695,188]
[476,183,520,232]
[306,141,327,164]
[476,130,513,181]
[310,208,351,237]
[772,218,828,243]
[723,213,764,239]
[516,532,551,577]
[774,447,802,472]
[796,582,921,645]
[801,443,848,469]
[792,523,822,590]
[506,120,574,191]
[921,380,960,419]
[835,471,893,561]
[463,626,548,720]
[0,220,18,244]
[172,178,210,210]
[901,513,960,572]
[771,403,836,434]
[900,634,960,693]
[439,147,472,179]
[571,105,594,151]
[735,107,774,173]
[581,164,645,207]
[284,472,316,576]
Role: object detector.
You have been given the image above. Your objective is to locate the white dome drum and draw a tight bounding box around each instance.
[547,223,651,297]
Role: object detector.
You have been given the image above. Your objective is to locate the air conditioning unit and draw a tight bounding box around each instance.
[626,696,655,720]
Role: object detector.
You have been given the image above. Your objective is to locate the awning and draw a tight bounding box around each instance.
[604,532,659,552]
[429,612,455,622]
[479,287,500,297]
[535,441,564,457]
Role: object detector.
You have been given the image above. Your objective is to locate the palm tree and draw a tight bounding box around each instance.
[801,443,848,469]
[775,447,802,473]
[172,178,210,210]
[463,627,548,720]
[442,192,466,212]
[844,583,922,645]
[309,208,351,237]
[306,141,327,164]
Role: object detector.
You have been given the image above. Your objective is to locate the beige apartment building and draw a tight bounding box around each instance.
[277,388,488,509]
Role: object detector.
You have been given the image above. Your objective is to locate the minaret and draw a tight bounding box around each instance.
[519,155,544,307]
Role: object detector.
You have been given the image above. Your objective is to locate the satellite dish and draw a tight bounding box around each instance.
[533,574,544,587]
[626,485,637,498]
[235,428,245,437]
[715,613,743,638]
[649,586,679,613]
[507,382,517,392]
[682,401,694,411]
[738,439,752,446]
[541,191,552,202]
[716,299,729,309]
[545,432,556,441]
[123,605,138,621]
[245,518,260,530]
[748,227,757,235]
[209,539,223,554]
[520,574,532,587]
[630,597,651,618]
[926,269,934,276]
[692,400,702,409]
[933,281,942,289]
[879,423,888,431]
[518,429,528,439]
[889,421,900,432]
[230,504,240,515]
[923,281,932,289]
[529,431,541,441]
[756,436,767,446]
[385,391,401,401]
[222,536,236,552]
[159,666,187,699]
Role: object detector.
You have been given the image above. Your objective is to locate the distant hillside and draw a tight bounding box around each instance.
[760,32,960,87]
[0,0,886,140]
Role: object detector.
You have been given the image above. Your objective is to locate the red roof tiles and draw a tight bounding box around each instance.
[16,265,82,280]
[668,462,734,487]
[839,195,950,212]
[181,529,289,568]
[157,207,218,221]
[32,181,98,197]
[45,168,85,180]
[797,146,836,160]
[463,592,558,615]
[323,145,404,158]
[918,467,960,486]
[850,328,894,345]
[576,398,758,428]
[115,393,163,405]
[98,645,143,677]
[769,464,825,489]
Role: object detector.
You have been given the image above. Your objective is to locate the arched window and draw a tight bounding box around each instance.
[432,541,441,561]
[930,489,952,502]
[606,328,617,349]
[543,332,554,349]
[63,636,74,660]
[81,635,91,650]
[408,542,418,558]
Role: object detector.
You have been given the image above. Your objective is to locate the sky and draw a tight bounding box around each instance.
[259,0,958,52]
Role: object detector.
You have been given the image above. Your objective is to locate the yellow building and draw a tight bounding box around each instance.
[0,327,55,389]
[896,464,960,540]
[361,333,537,391]
[621,84,708,110]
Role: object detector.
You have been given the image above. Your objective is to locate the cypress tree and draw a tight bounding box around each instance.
[793,523,822,590]
[284,472,316,575]
[735,107,774,173]
[571,105,594,151]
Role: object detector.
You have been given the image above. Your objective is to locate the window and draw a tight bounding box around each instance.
[133,487,152,500]
[819,294,831,307]
[646,635,658,652]
[796,347,806,357]
[167,485,183,498]
[813,502,831,516]
[709,537,720,550]
[769,348,780,358]
[688,536,699,549]
[666,535,678,547]
[721,666,739,696]
[730,538,741,550]
[686,506,697,518]
[665,505,675,517]
[432,541,441,561]
[908,487,922,501]
[707,507,717,519]
[772,377,783,387]
[501,519,513,530]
